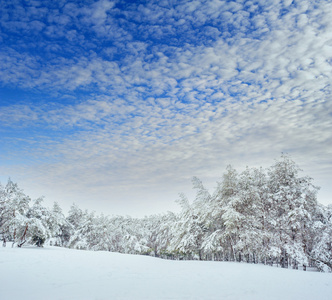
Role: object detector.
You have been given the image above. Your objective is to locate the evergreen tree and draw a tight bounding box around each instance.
[311,204,332,272]
[267,154,319,269]
[48,202,71,246]
[26,197,52,247]
[0,179,30,247]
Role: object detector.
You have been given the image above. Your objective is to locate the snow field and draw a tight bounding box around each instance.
[0,245,331,300]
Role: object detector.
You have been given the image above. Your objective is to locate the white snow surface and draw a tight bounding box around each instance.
[0,245,331,300]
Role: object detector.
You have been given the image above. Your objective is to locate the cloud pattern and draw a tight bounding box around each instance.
[0,0,331,216]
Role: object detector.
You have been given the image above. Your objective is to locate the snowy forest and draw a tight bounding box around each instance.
[1,155,332,272]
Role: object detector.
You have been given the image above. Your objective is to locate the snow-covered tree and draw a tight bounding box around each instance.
[267,154,319,269]
[47,202,71,246]
[0,179,30,247]
[311,204,332,272]
[156,211,177,258]
[169,192,207,260]
[26,197,53,247]
[67,205,90,250]
[204,165,240,261]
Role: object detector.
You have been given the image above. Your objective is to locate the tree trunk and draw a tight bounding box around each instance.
[281,249,286,268]
[12,228,16,248]
[18,223,28,248]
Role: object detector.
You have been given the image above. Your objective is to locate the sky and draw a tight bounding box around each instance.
[0,0,331,217]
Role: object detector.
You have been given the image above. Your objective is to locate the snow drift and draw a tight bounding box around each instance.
[1,245,331,300]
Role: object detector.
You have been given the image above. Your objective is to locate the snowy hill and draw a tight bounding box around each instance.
[1,245,331,300]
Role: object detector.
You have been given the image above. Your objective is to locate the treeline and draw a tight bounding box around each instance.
[1,155,331,272]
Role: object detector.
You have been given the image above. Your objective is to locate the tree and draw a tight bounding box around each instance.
[0,179,30,247]
[311,204,332,272]
[169,192,206,260]
[67,204,89,250]
[48,202,71,246]
[26,197,52,247]
[267,154,319,269]
[209,165,240,262]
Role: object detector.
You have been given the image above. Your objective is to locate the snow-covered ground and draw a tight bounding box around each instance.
[1,245,331,300]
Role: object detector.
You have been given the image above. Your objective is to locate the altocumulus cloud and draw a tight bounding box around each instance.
[0,0,331,216]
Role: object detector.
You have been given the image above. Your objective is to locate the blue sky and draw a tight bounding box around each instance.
[1,0,331,216]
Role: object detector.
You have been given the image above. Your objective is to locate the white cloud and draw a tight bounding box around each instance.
[0,0,332,215]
